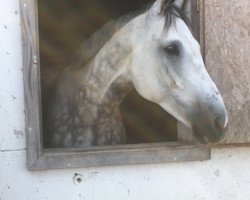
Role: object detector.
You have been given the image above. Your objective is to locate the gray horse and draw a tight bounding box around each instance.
[42,0,228,148]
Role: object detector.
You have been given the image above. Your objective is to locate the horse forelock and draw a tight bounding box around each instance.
[160,1,191,30]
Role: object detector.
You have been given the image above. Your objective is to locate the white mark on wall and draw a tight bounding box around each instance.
[73,173,84,185]
[0,148,25,153]
[214,169,220,177]
[73,172,99,185]
[14,129,24,138]
[92,172,98,200]
[11,95,16,100]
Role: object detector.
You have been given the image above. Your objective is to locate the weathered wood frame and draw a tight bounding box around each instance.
[21,0,210,171]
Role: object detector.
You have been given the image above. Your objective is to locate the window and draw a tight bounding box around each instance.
[21,0,211,170]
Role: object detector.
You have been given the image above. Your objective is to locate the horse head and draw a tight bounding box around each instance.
[129,0,228,144]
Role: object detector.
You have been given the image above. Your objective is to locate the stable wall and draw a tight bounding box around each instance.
[0,1,250,200]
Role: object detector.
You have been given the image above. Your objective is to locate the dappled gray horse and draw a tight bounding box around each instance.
[43,0,228,148]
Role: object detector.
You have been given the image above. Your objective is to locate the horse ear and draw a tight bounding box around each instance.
[148,0,174,16]
[174,0,192,22]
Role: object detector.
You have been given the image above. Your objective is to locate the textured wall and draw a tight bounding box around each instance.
[205,0,250,143]
[2,148,250,200]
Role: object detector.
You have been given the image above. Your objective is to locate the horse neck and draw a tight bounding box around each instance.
[78,21,138,109]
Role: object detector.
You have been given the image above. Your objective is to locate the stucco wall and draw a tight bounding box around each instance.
[0,1,250,200]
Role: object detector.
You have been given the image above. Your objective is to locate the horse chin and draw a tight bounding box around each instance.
[192,124,225,145]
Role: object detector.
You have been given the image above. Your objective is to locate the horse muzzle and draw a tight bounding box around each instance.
[192,111,228,144]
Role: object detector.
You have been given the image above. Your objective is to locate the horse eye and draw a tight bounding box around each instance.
[163,43,180,56]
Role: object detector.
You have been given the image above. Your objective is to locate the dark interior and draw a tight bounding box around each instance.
[38,0,178,145]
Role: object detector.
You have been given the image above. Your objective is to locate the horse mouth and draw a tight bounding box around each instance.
[192,124,225,145]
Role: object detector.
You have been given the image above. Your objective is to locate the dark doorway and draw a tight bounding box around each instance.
[38,0,178,146]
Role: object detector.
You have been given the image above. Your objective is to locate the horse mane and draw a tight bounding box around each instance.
[70,10,145,68]
[70,0,190,68]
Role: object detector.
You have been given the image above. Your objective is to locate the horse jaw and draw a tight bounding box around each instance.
[159,100,192,128]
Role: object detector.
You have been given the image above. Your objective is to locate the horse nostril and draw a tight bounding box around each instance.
[214,116,227,133]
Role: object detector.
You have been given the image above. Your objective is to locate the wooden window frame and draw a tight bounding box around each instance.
[21,0,210,171]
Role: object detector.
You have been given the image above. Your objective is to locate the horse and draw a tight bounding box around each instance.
[42,0,228,148]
